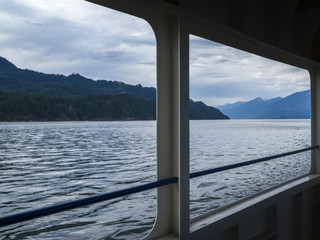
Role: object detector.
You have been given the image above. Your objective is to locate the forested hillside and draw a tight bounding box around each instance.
[0,92,155,121]
[0,57,229,121]
[0,57,156,99]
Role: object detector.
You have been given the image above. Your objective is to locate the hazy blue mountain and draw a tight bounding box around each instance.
[0,56,229,120]
[217,90,310,119]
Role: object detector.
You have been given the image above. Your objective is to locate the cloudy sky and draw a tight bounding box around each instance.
[0,0,310,106]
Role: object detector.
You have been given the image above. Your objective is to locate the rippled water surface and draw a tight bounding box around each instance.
[0,120,311,239]
[190,119,311,218]
[0,121,157,240]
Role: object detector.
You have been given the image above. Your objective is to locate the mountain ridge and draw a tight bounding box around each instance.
[217,90,310,119]
[0,57,156,99]
[0,56,229,121]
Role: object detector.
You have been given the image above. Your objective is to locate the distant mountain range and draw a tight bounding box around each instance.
[0,56,228,121]
[217,90,310,119]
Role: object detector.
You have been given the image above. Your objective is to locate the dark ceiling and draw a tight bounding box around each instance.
[188,0,320,63]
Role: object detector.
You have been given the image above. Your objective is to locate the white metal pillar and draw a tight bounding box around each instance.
[86,1,190,238]
[146,6,190,240]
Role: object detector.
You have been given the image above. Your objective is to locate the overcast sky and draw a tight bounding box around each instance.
[0,0,310,106]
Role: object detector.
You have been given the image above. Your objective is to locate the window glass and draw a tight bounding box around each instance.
[189,34,311,219]
[0,1,156,239]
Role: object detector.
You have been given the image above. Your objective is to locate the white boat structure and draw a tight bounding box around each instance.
[1,0,320,239]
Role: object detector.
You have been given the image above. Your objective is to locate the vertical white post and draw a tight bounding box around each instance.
[310,64,320,173]
[145,6,190,239]
[85,1,190,237]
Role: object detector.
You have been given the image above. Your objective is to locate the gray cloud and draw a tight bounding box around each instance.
[190,35,310,106]
[0,1,310,106]
[0,0,156,86]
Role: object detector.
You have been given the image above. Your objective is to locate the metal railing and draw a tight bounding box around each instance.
[190,146,319,179]
[0,177,178,227]
[0,145,318,228]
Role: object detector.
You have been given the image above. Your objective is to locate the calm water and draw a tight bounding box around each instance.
[190,119,311,217]
[0,120,311,239]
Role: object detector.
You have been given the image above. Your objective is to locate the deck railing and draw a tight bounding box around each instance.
[0,177,178,227]
[0,145,318,227]
[190,146,318,179]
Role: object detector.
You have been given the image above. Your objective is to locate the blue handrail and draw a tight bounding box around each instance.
[0,145,318,228]
[190,146,319,179]
[0,177,178,227]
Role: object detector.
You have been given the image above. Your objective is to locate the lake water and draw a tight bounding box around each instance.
[0,120,311,239]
